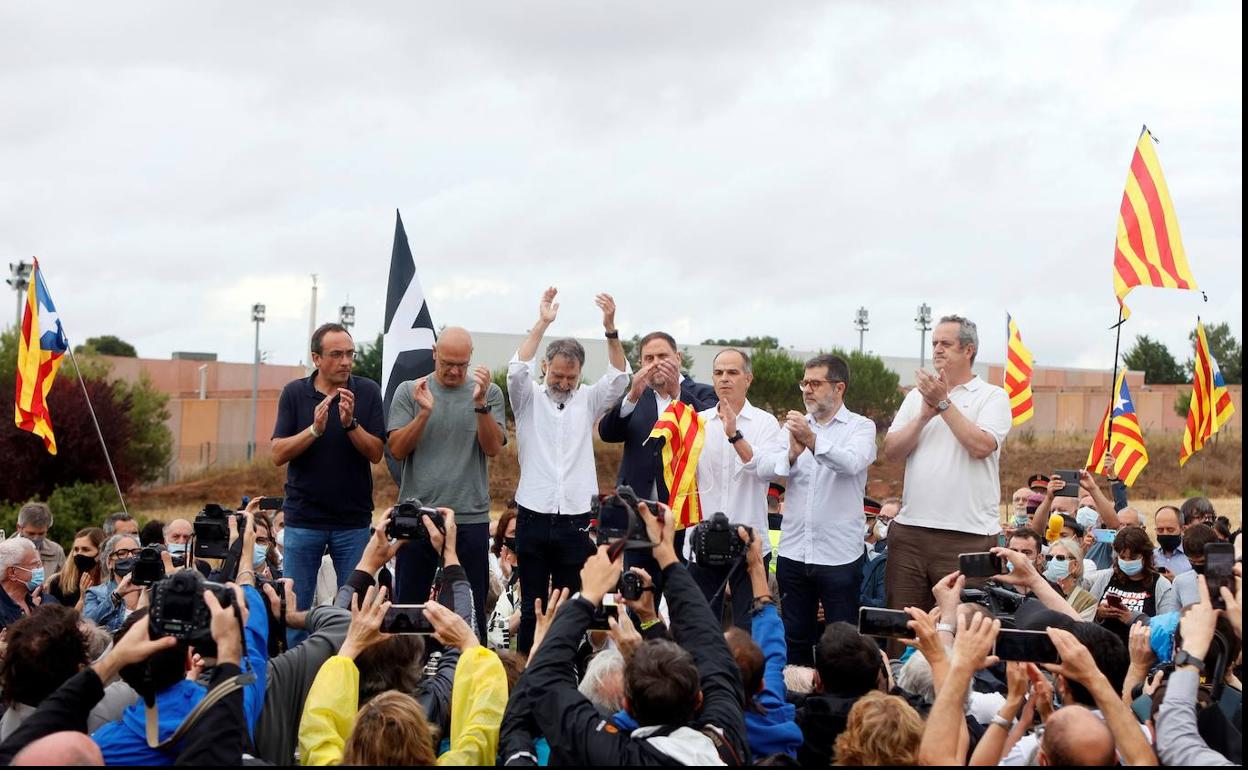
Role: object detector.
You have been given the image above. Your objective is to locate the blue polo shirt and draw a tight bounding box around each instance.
[272,374,385,530]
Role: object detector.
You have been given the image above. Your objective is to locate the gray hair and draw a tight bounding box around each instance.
[0,538,37,571]
[1051,536,1085,581]
[938,315,979,364]
[545,338,585,367]
[713,348,752,374]
[16,502,52,530]
[163,518,192,538]
[896,651,936,704]
[103,511,133,536]
[578,648,626,713]
[99,533,140,575]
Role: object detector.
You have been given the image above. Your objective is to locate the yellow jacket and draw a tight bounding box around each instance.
[298,647,507,766]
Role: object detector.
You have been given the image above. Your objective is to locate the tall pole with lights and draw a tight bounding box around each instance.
[854,306,869,354]
[248,303,266,461]
[7,260,32,330]
[916,302,932,369]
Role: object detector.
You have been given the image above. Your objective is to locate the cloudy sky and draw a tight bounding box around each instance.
[1,1,1241,373]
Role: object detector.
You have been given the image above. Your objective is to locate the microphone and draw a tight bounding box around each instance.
[558,402,565,410]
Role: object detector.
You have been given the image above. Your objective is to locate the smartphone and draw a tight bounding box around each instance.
[380,604,436,634]
[1052,470,1081,498]
[858,607,913,639]
[258,496,285,511]
[1092,528,1117,544]
[959,552,1005,578]
[588,597,620,630]
[1205,542,1235,610]
[1105,593,1124,609]
[994,629,1060,663]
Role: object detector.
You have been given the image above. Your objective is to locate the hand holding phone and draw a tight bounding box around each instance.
[381,604,436,634]
[1052,470,1080,498]
[959,552,1005,578]
[858,607,914,639]
[994,629,1060,663]
[1205,542,1235,610]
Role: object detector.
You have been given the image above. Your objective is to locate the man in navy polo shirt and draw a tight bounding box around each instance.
[272,322,386,613]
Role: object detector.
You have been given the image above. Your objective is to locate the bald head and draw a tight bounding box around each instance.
[1117,507,1142,529]
[1040,706,1114,766]
[433,327,475,387]
[12,732,104,766]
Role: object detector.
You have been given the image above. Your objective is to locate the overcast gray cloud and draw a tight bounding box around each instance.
[0,1,1240,373]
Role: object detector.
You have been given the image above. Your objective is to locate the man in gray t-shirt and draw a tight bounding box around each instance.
[387,327,506,636]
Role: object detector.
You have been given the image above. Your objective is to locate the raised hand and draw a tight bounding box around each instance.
[627,363,657,401]
[413,377,434,412]
[539,287,560,324]
[595,292,617,331]
[337,388,356,427]
[471,366,491,406]
[313,391,333,434]
[423,600,478,651]
[340,585,392,660]
[718,400,738,437]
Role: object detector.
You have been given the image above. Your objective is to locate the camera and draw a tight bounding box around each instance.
[589,485,659,551]
[960,584,1027,627]
[148,570,233,648]
[194,503,240,559]
[618,571,647,601]
[386,500,445,540]
[689,512,750,568]
[131,547,166,587]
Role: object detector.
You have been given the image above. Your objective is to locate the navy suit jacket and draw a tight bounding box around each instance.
[598,378,718,501]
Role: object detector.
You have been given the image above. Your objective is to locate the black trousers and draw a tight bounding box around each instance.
[394,519,490,640]
[515,507,595,654]
[688,552,771,631]
[776,553,864,666]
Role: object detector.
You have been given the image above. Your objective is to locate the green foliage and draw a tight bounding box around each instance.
[46,482,123,548]
[829,348,905,430]
[354,332,384,384]
[1174,389,1190,419]
[492,367,514,424]
[702,335,780,348]
[1184,321,1242,385]
[748,345,805,415]
[1123,334,1185,384]
[74,334,137,357]
[621,334,695,373]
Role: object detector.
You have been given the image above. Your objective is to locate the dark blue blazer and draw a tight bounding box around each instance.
[598,378,718,501]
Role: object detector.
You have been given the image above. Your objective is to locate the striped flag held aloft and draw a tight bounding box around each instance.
[1086,371,1149,487]
[15,258,69,454]
[1180,320,1236,466]
[1004,313,1034,426]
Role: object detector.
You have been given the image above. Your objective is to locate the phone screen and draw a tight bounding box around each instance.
[1092,528,1116,544]
[959,552,1003,578]
[259,496,285,511]
[1205,543,1235,610]
[381,604,435,634]
[588,598,619,631]
[994,629,1060,663]
[858,607,913,639]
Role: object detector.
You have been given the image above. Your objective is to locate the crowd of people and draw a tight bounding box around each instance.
[0,287,1241,765]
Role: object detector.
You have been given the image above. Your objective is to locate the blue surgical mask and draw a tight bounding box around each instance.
[1013,514,1030,527]
[1118,557,1144,576]
[252,544,269,569]
[168,543,187,556]
[1044,558,1071,581]
[17,566,44,592]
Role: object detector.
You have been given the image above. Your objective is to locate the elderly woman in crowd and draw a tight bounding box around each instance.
[81,533,144,632]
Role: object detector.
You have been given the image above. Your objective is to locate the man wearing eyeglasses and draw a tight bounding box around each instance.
[387,326,505,637]
[773,353,877,666]
[271,322,386,615]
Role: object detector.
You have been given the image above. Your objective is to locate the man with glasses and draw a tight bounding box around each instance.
[773,353,877,665]
[883,314,1012,615]
[271,322,386,615]
[388,326,505,636]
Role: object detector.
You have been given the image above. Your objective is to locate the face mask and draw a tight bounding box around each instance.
[1076,507,1099,532]
[252,544,269,569]
[14,566,44,592]
[1118,558,1144,576]
[503,536,517,552]
[276,529,286,549]
[873,520,890,540]
[73,554,97,574]
[168,543,187,556]
[27,536,45,549]
[1191,562,1206,575]
[1044,558,1071,581]
[1013,514,1030,527]
[1157,534,1182,553]
[113,557,136,579]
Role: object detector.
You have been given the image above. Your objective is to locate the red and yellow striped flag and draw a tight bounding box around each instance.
[1086,371,1149,487]
[1005,313,1034,426]
[15,258,69,454]
[647,400,705,530]
[1112,128,1199,318]
[1180,320,1236,466]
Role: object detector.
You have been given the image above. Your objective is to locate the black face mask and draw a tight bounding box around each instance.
[73,554,97,574]
[113,557,136,579]
[1157,534,1182,553]
[1191,562,1207,575]
[503,537,517,553]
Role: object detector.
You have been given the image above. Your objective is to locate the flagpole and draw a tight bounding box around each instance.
[1107,307,1124,447]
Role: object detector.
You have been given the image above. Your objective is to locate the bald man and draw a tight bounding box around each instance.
[1037,706,1115,766]
[12,732,104,766]
[388,327,506,637]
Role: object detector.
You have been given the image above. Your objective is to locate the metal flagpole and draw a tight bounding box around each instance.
[1107,307,1124,448]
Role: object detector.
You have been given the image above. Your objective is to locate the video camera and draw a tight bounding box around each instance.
[960,583,1028,627]
[386,499,445,541]
[131,547,167,587]
[618,570,649,601]
[148,570,234,650]
[193,503,242,559]
[689,512,750,568]
[589,485,660,553]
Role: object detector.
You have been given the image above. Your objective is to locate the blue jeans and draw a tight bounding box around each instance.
[283,525,372,612]
[776,554,864,666]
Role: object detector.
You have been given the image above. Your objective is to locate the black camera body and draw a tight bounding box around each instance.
[689,512,749,567]
[194,503,240,559]
[960,584,1027,628]
[132,547,167,587]
[386,500,445,540]
[148,570,233,648]
[618,571,647,601]
[590,485,659,551]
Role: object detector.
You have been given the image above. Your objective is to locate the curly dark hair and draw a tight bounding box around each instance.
[0,605,91,707]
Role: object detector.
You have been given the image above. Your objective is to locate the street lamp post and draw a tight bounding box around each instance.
[916,302,932,369]
[248,303,266,461]
[854,306,869,354]
[339,302,355,329]
[7,261,32,330]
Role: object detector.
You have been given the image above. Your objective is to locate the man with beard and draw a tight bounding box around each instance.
[507,287,630,653]
[774,354,877,665]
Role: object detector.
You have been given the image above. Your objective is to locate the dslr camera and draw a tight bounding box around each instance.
[618,570,649,601]
[194,503,241,559]
[689,512,750,568]
[131,547,167,587]
[148,570,234,648]
[589,485,659,551]
[386,499,445,541]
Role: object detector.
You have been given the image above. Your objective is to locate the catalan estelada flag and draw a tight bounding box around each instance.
[15,259,69,454]
[1086,370,1149,487]
[647,400,705,530]
[1112,128,1199,318]
[1180,319,1236,466]
[1005,313,1034,426]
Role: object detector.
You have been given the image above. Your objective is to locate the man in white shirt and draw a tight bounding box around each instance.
[685,348,785,629]
[883,314,1013,614]
[774,353,877,666]
[507,286,630,653]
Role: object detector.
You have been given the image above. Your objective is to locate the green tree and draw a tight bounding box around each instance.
[1122,334,1185,384]
[1174,389,1190,419]
[748,345,805,415]
[1184,321,1242,384]
[702,335,780,349]
[354,332,383,384]
[492,367,514,425]
[830,348,905,430]
[74,335,138,357]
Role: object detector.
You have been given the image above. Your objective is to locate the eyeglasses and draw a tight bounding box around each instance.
[797,379,839,392]
[439,360,470,371]
[1044,554,1072,562]
[111,548,141,559]
[321,350,356,361]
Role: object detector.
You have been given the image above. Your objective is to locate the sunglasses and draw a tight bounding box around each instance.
[1044,554,1072,562]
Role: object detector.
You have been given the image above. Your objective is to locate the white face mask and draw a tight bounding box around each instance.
[276,528,285,550]
[874,519,890,540]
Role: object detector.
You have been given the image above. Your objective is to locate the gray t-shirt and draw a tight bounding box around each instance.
[387,377,505,523]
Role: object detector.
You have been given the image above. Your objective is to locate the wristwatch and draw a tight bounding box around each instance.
[728,430,745,444]
[344,418,359,433]
[1174,650,1206,673]
[474,405,491,414]
[936,399,951,412]
[604,330,620,339]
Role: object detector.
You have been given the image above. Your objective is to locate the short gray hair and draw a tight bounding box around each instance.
[545,338,585,367]
[99,533,140,574]
[103,512,133,536]
[578,648,626,712]
[163,518,192,538]
[0,538,37,571]
[896,651,936,704]
[713,348,752,374]
[938,315,979,364]
[1051,537,1085,581]
[16,502,52,530]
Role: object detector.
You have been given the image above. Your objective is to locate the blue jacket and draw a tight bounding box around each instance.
[82,580,127,632]
[91,585,269,765]
[598,379,717,499]
[745,604,803,758]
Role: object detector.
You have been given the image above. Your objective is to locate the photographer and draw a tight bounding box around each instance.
[516,500,748,765]
[81,534,143,632]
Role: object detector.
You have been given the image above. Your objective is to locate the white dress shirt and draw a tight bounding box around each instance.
[508,353,630,515]
[773,404,877,567]
[686,400,786,560]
